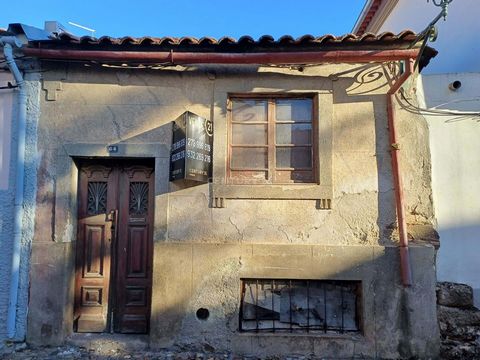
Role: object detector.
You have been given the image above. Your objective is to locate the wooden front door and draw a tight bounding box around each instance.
[74,160,154,334]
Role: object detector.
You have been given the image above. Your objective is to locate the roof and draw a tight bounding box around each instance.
[30,30,419,52]
[22,30,437,70]
[0,23,435,69]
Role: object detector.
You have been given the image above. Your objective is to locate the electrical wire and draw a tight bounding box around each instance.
[0,55,27,64]
[400,89,480,117]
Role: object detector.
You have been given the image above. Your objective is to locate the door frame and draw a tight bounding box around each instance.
[73,158,156,334]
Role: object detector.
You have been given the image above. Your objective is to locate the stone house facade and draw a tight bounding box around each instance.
[2,27,440,358]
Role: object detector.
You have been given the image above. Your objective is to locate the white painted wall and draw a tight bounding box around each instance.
[0,71,13,190]
[377,0,480,74]
[416,73,480,306]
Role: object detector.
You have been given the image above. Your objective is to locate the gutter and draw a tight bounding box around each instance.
[0,36,27,338]
[22,48,420,64]
[21,46,416,287]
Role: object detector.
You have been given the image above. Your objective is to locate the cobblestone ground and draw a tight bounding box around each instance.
[0,343,233,360]
[0,343,310,360]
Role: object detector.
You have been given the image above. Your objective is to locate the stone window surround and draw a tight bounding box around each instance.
[53,143,170,244]
[211,90,333,209]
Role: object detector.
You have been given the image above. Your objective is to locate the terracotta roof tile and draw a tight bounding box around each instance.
[31,30,420,50]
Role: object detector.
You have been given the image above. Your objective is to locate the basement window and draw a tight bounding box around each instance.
[239,279,361,334]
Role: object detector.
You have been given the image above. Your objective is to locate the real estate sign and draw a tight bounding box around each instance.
[170,111,213,182]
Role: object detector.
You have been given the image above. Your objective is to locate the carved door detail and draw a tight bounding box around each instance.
[74,161,154,334]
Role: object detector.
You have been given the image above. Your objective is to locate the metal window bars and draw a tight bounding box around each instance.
[239,279,361,334]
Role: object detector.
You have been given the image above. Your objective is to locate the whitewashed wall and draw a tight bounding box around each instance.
[416,73,480,306]
[377,0,480,74]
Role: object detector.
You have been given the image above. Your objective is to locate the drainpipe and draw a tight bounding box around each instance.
[0,36,27,338]
[387,58,415,287]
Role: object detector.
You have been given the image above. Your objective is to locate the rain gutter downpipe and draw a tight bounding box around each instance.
[1,36,27,338]
[387,58,415,287]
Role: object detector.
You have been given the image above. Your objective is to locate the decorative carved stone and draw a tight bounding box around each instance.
[42,80,63,101]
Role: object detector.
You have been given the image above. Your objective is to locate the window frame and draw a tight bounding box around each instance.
[227,94,318,185]
[211,90,333,208]
[239,278,362,334]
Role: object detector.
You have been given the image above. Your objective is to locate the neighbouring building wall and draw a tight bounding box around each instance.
[0,71,15,341]
[0,69,41,343]
[0,72,13,190]
[27,62,439,358]
[417,73,480,307]
[375,0,480,74]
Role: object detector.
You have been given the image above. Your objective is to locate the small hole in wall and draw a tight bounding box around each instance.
[196,308,210,320]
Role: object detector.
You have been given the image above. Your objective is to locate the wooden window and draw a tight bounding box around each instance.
[228,96,316,184]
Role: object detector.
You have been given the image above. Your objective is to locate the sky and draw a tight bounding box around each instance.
[0,0,366,39]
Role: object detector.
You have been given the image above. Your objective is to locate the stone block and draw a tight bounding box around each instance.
[438,305,480,327]
[437,282,474,308]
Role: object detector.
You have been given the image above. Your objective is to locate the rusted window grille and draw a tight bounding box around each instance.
[239,279,361,333]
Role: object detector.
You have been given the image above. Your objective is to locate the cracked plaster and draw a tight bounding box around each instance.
[27,62,439,358]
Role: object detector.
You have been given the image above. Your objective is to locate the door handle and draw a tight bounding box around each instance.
[107,209,119,243]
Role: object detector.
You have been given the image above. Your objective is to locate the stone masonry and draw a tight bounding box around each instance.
[437,282,480,359]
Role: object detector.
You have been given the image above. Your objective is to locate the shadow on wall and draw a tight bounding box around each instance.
[27,62,439,358]
[27,233,441,358]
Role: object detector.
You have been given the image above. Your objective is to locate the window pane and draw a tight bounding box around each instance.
[232,99,267,122]
[276,147,312,168]
[276,123,312,145]
[231,147,268,169]
[232,124,267,145]
[276,99,312,122]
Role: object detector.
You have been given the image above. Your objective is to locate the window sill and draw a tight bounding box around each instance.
[236,332,362,340]
[210,183,332,208]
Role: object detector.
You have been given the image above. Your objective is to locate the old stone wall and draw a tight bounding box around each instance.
[27,62,439,358]
[437,282,480,359]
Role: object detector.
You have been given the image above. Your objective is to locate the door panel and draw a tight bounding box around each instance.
[114,165,154,333]
[74,161,154,334]
[74,165,117,333]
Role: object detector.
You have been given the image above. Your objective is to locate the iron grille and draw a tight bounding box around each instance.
[239,279,361,333]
